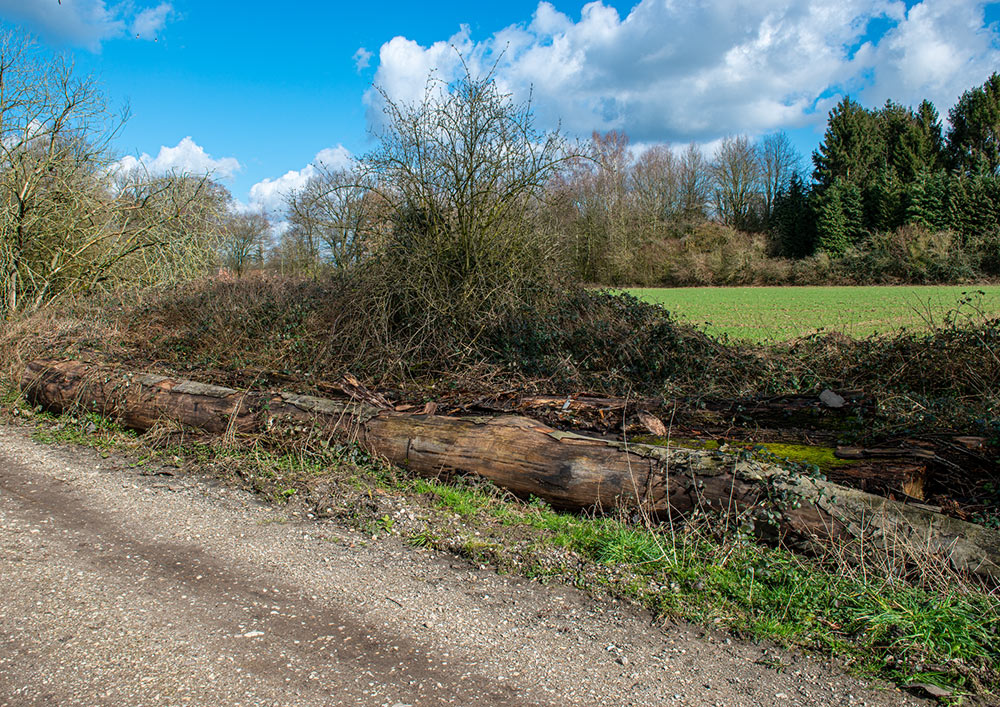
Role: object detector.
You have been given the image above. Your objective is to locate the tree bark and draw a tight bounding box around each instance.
[21,359,1000,583]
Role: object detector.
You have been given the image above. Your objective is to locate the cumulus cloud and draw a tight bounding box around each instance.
[862,0,1000,112]
[247,145,353,214]
[115,137,241,180]
[367,0,1000,143]
[0,0,174,51]
[365,31,470,126]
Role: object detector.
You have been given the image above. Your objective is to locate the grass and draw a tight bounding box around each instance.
[627,285,1000,342]
[346,471,1000,700]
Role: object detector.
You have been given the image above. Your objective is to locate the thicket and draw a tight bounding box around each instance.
[0,29,271,318]
[12,273,996,443]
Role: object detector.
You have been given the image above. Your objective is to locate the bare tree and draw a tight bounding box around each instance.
[286,167,381,272]
[0,31,122,312]
[220,209,269,277]
[758,131,801,223]
[677,143,711,219]
[581,131,636,280]
[711,135,762,230]
[0,30,224,314]
[544,151,604,281]
[631,144,680,222]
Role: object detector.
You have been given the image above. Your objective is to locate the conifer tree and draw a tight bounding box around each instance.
[879,100,945,183]
[815,178,865,254]
[947,73,1000,175]
[864,167,904,232]
[816,180,849,254]
[772,173,815,257]
[915,100,945,171]
[905,169,949,231]
[812,97,883,189]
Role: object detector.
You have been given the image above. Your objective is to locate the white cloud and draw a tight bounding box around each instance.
[247,145,353,214]
[0,0,174,51]
[131,2,172,40]
[353,47,373,71]
[367,0,1000,143]
[365,30,471,127]
[862,0,1000,112]
[115,137,241,180]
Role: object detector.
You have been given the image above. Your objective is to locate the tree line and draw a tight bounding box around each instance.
[784,76,1000,259]
[6,20,1000,321]
[271,71,1000,286]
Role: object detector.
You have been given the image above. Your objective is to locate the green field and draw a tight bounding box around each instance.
[626,285,1000,342]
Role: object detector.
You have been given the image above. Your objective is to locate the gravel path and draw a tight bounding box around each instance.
[0,425,926,706]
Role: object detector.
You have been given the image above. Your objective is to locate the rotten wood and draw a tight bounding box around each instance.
[20,359,1000,584]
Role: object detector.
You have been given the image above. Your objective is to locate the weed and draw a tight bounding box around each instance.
[407,528,438,548]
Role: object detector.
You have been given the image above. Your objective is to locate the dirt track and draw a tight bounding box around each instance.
[0,425,925,706]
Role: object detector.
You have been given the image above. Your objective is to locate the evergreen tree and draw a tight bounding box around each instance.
[905,169,949,231]
[947,72,1000,175]
[915,100,945,171]
[812,97,883,189]
[878,99,945,183]
[841,179,865,241]
[816,185,847,254]
[816,180,848,254]
[864,167,905,233]
[949,175,982,239]
[771,173,815,257]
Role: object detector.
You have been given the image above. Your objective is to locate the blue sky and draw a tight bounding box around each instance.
[1,0,998,214]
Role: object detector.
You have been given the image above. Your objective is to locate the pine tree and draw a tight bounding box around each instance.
[878,100,945,184]
[864,167,904,232]
[947,174,1000,239]
[815,178,866,254]
[840,179,865,242]
[915,100,945,171]
[905,169,949,230]
[816,181,849,254]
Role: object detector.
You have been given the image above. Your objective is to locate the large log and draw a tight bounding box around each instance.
[470,390,865,434]
[20,359,1000,583]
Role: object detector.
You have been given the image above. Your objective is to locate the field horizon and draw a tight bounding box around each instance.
[626,284,1000,342]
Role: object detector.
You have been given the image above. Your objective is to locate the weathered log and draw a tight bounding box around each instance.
[20,359,1000,583]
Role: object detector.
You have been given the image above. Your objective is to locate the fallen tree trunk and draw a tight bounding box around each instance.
[21,359,1000,583]
[471,390,866,434]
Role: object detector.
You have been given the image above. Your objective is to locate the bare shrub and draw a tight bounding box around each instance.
[356,61,570,361]
[0,30,228,315]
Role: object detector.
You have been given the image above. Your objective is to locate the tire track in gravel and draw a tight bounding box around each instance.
[0,425,926,706]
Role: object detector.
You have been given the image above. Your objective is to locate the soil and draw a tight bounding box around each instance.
[0,425,928,706]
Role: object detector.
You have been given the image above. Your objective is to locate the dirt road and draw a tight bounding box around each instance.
[0,426,924,706]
